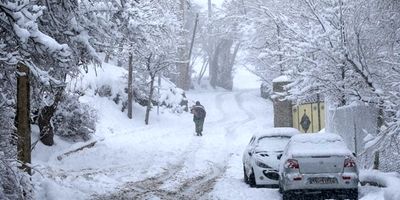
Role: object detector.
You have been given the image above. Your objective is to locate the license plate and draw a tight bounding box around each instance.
[308,177,338,184]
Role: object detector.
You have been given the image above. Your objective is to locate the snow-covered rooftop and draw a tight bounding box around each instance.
[272,75,291,83]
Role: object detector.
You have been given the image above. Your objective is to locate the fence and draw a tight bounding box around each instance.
[326,105,400,172]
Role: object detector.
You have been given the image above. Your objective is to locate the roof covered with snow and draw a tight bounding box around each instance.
[272,75,291,83]
[287,133,353,157]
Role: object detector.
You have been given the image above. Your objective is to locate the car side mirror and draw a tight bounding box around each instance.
[277,154,283,160]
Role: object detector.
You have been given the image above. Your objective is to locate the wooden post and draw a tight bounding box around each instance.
[16,63,31,175]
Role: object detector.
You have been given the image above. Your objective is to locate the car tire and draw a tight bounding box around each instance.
[249,169,256,188]
[348,189,358,200]
[282,191,292,200]
[243,165,249,184]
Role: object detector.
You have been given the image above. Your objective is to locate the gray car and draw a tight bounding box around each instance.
[278,133,359,200]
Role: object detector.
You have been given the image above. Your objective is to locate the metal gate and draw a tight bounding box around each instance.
[292,102,325,133]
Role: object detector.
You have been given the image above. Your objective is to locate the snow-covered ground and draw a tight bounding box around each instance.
[31,64,400,200]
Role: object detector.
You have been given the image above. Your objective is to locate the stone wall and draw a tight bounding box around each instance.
[272,81,292,127]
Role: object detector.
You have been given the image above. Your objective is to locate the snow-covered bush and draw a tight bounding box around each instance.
[0,159,32,200]
[0,93,32,200]
[159,86,188,113]
[96,85,112,97]
[52,94,97,142]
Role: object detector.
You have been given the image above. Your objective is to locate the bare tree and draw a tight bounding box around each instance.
[144,53,173,125]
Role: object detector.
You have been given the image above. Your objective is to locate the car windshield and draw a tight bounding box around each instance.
[256,136,291,152]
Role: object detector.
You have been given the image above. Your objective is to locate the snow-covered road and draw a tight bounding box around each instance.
[32,89,394,200]
[90,89,278,199]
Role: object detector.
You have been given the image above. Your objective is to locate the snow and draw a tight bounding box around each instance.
[192,0,224,8]
[254,127,300,138]
[272,75,291,83]
[31,61,400,200]
[360,170,400,200]
[256,137,290,152]
[32,65,277,199]
[287,133,353,157]
[233,66,261,90]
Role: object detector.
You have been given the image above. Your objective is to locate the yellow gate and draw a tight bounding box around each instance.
[292,102,325,133]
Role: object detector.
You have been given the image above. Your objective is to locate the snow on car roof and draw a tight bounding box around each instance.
[254,127,300,138]
[287,133,352,157]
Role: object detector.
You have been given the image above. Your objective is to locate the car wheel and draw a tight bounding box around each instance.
[248,169,256,188]
[348,189,358,200]
[282,191,292,200]
[243,165,249,184]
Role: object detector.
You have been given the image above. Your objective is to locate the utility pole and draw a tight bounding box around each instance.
[188,13,199,69]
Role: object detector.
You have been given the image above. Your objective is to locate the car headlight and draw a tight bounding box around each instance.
[255,160,271,168]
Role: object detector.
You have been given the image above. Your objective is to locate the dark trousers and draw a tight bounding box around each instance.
[194,118,204,135]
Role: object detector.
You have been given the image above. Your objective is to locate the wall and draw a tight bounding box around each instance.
[272,81,292,127]
[326,105,400,172]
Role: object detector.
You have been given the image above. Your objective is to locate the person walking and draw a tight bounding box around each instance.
[191,101,206,136]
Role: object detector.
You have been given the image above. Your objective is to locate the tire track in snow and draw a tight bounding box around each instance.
[92,90,261,200]
[221,90,257,139]
[192,90,262,199]
[91,137,203,200]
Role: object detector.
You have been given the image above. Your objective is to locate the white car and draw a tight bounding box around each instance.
[278,133,359,200]
[242,128,300,187]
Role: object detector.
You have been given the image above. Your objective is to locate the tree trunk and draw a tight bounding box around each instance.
[16,63,31,175]
[127,53,133,119]
[215,39,239,91]
[177,0,189,90]
[210,41,222,88]
[117,43,124,67]
[38,89,63,146]
[145,75,155,125]
[104,53,110,63]
[373,108,384,170]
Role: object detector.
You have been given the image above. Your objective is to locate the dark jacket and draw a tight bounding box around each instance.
[191,105,206,121]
